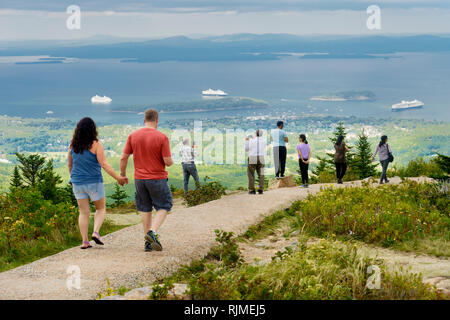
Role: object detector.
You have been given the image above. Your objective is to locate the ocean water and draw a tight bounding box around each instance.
[0,52,449,125]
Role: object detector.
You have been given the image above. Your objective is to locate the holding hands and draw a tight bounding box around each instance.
[117,175,128,186]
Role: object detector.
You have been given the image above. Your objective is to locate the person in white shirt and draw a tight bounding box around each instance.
[245,129,267,195]
[179,138,200,195]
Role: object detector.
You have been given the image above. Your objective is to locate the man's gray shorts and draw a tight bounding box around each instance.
[135,178,173,212]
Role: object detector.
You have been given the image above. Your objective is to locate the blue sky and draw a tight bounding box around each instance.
[1,1,450,39]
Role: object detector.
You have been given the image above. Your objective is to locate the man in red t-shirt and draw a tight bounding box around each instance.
[120,109,174,252]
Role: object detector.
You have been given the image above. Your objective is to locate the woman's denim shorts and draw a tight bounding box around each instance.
[72,182,105,202]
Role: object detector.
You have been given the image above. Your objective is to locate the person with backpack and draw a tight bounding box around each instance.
[371,135,393,184]
[334,135,349,184]
[297,134,311,188]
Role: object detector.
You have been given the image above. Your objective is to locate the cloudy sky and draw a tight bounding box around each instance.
[1,0,450,39]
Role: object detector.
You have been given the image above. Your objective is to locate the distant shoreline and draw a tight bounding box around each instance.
[112,105,266,114]
[310,97,373,102]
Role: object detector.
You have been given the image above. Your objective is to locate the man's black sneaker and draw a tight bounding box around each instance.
[258,190,263,194]
[248,190,256,195]
[145,230,162,251]
[144,241,152,252]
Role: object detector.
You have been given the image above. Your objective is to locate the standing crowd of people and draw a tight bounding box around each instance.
[68,111,393,251]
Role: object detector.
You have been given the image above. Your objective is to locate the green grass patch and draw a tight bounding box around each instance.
[296,180,449,256]
[187,238,445,300]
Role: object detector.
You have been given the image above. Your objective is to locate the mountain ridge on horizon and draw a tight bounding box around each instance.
[1,33,450,62]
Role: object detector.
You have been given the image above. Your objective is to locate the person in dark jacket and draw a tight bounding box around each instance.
[334,135,349,184]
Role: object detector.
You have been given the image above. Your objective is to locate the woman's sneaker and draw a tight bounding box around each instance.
[145,230,162,251]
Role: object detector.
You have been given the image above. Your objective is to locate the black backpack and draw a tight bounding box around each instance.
[387,144,394,163]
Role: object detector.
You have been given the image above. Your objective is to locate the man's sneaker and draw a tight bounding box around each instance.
[248,190,256,195]
[385,179,390,183]
[258,190,263,195]
[299,184,305,188]
[144,241,152,252]
[145,230,162,251]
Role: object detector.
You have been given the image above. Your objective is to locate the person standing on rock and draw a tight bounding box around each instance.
[371,135,393,185]
[180,138,200,196]
[297,134,311,188]
[334,135,349,184]
[120,109,174,252]
[245,129,267,195]
[270,121,288,179]
[68,117,127,249]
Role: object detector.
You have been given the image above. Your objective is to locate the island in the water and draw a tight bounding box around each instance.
[113,97,268,113]
[311,90,376,102]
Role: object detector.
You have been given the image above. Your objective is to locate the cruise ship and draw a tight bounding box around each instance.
[91,95,112,104]
[392,99,424,111]
[202,88,228,96]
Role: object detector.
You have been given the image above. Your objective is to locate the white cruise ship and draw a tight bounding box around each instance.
[91,95,112,104]
[202,88,228,96]
[392,99,424,111]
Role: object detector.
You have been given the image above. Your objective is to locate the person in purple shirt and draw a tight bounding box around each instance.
[297,134,311,188]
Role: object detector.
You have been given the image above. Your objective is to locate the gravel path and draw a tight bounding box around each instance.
[0,177,436,300]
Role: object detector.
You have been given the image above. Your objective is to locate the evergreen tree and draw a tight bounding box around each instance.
[15,153,46,187]
[36,159,63,201]
[9,166,22,191]
[354,130,378,179]
[312,157,329,177]
[60,183,78,206]
[434,153,450,176]
[109,184,128,207]
[314,121,352,177]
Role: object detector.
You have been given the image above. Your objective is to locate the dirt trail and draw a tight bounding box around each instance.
[0,177,446,299]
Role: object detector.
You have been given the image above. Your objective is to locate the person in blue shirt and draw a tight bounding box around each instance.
[270,121,289,178]
[68,117,127,249]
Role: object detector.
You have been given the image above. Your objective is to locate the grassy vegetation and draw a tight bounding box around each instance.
[298,180,449,255]
[183,238,445,300]
[389,156,449,180]
[0,189,128,272]
[106,180,448,300]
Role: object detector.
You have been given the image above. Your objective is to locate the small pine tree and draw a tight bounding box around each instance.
[10,166,22,191]
[15,153,46,187]
[314,121,353,177]
[109,184,128,207]
[36,159,63,202]
[354,130,378,179]
[312,156,329,177]
[434,153,450,175]
[324,122,353,167]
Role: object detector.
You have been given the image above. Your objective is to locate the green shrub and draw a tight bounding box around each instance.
[207,230,243,268]
[296,180,449,247]
[390,157,446,180]
[184,177,226,207]
[188,239,445,300]
[0,187,126,271]
[151,280,174,300]
[0,188,79,269]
